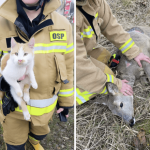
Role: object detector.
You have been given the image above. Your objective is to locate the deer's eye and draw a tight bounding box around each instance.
[15,52,18,56]
[120,102,123,108]
[24,53,28,56]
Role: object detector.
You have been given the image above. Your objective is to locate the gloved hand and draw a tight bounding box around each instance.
[2,91,18,116]
[56,103,69,122]
[0,76,18,116]
[134,53,150,68]
[120,80,133,96]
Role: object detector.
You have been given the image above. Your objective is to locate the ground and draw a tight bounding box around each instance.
[76,0,150,150]
[0,108,74,150]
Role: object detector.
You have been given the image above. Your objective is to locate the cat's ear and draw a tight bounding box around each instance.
[11,37,17,49]
[28,38,35,49]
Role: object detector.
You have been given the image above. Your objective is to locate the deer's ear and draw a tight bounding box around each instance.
[106,82,119,96]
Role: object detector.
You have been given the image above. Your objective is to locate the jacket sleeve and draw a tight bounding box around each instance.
[99,0,141,60]
[57,23,74,108]
[76,25,122,94]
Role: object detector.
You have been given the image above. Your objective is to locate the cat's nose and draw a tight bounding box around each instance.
[18,60,23,63]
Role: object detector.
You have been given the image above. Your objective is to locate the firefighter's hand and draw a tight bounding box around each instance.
[134,53,150,67]
[2,91,18,116]
[120,80,133,96]
[57,108,69,118]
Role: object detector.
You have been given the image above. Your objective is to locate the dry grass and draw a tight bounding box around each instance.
[76,0,150,149]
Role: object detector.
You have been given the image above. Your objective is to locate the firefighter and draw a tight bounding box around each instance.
[0,0,74,149]
[76,0,150,104]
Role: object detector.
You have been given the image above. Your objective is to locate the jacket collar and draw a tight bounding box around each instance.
[0,0,61,24]
[78,0,100,17]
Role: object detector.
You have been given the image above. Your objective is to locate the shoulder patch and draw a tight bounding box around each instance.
[50,31,67,41]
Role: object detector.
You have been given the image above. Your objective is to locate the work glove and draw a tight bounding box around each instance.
[120,80,133,96]
[134,53,150,68]
[0,76,18,116]
[56,102,69,122]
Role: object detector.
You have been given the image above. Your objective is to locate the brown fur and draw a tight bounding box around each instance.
[24,84,30,93]
[11,42,34,55]
[1,54,10,71]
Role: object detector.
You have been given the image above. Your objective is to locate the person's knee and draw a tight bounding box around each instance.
[6,143,26,150]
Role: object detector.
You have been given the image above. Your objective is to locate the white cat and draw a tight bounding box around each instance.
[0,37,38,120]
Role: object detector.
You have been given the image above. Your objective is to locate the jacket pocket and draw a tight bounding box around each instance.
[54,53,69,84]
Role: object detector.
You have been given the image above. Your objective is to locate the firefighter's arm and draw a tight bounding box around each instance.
[99,0,141,60]
[76,25,122,94]
[57,23,74,108]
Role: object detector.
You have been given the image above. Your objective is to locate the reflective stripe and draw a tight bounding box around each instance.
[76,86,108,105]
[29,135,38,142]
[81,33,83,40]
[34,43,67,53]
[76,91,86,104]
[27,95,58,108]
[3,51,9,54]
[100,86,108,94]
[58,88,74,97]
[80,26,94,39]
[95,12,98,20]
[0,96,57,116]
[106,73,114,83]
[106,74,114,83]
[119,38,135,54]
[66,43,74,54]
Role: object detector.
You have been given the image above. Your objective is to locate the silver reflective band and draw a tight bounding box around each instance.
[120,40,134,52]
[34,45,66,51]
[76,92,86,103]
[59,90,74,95]
[66,45,74,51]
[27,95,58,108]
[83,28,93,35]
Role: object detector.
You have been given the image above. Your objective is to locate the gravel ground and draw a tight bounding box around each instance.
[76,0,150,150]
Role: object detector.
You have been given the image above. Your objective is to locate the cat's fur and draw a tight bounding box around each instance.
[0,37,38,120]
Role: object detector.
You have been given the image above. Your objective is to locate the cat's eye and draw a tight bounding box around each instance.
[24,53,28,56]
[15,52,18,56]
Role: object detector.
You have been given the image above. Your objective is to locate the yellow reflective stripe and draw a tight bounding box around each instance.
[113,54,116,58]
[106,74,114,83]
[100,86,108,94]
[76,97,83,105]
[0,99,57,116]
[82,26,94,39]
[29,136,38,142]
[65,42,74,54]
[76,88,95,105]
[95,12,98,19]
[58,88,74,97]
[119,38,135,54]
[34,50,66,54]
[3,51,9,54]
[81,32,83,40]
[122,42,135,54]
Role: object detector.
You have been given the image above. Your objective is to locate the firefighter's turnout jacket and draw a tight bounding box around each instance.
[76,0,141,104]
[0,0,74,126]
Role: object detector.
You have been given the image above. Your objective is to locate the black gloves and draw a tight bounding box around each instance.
[56,102,69,122]
[0,76,18,116]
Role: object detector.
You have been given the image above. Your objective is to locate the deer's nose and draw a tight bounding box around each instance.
[129,117,135,127]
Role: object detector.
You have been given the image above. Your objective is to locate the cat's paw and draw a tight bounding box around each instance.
[24,94,30,103]
[16,90,23,97]
[23,111,31,121]
[31,82,38,89]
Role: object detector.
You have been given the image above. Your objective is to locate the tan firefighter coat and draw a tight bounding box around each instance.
[0,0,74,126]
[76,0,141,94]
